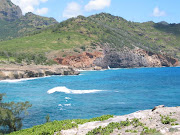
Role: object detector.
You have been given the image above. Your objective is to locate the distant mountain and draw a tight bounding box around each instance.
[0,12,179,68]
[0,0,58,41]
[0,0,22,21]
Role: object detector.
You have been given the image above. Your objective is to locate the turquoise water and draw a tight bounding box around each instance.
[0,67,180,129]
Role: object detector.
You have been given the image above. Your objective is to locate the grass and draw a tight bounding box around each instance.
[0,31,94,53]
[9,115,113,135]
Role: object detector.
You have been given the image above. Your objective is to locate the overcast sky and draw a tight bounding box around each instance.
[11,0,180,23]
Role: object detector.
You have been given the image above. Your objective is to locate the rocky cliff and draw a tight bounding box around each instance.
[55,52,103,70]
[0,65,79,80]
[0,0,22,21]
[94,46,179,69]
[55,46,178,69]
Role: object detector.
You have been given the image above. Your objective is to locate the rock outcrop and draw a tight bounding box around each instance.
[55,52,103,69]
[0,0,22,21]
[0,65,79,80]
[22,12,58,27]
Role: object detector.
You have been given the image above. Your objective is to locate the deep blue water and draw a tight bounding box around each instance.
[0,67,180,129]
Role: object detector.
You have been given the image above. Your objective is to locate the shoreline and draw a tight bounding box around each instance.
[0,64,179,81]
[0,64,80,81]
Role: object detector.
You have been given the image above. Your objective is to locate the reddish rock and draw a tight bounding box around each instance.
[55,52,103,68]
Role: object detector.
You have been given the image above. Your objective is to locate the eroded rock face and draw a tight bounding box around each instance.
[94,47,179,69]
[0,0,22,21]
[55,52,103,69]
[0,66,79,80]
[54,46,178,69]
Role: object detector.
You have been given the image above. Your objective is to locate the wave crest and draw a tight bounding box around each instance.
[47,86,105,94]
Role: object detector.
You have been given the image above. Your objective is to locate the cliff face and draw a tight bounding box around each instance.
[55,52,103,69]
[0,0,22,21]
[55,46,178,69]
[94,47,179,69]
[94,47,178,68]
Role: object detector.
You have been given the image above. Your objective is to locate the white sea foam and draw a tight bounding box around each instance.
[47,86,105,94]
[58,104,62,107]
[64,104,71,106]
[0,76,50,83]
[65,97,71,100]
[0,78,38,83]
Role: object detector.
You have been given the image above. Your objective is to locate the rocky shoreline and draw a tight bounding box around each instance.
[59,105,180,135]
[0,64,80,80]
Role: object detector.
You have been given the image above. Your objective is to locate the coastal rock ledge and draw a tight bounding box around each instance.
[0,65,79,80]
[59,106,180,135]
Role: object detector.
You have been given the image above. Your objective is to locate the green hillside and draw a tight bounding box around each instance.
[0,12,58,41]
[0,13,180,64]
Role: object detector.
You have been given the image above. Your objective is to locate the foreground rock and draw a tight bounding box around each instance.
[59,106,180,135]
[0,65,79,80]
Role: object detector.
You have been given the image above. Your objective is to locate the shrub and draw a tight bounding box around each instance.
[160,115,177,124]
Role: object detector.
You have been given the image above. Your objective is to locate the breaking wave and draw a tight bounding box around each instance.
[47,86,105,94]
[0,78,38,83]
[0,76,50,83]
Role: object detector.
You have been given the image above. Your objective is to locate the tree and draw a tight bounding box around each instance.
[0,93,32,134]
[45,114,50,123]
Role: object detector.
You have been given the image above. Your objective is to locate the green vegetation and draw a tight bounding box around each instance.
[140,127,161,135]
[87,122,121,135]
[0,51,57,65]
[9,115,113,135]
[87,118,144,135]
[0,93,32,134]
[160,115,177,124]
[45,114,50,123]
[125,129,138,133]
[0,12,57,41]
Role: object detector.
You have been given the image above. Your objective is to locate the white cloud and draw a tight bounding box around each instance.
[11,0,48,14]
[85,0,111,12]
[152,7,166,17]
[36,8,48,15]
[63,2,82,19]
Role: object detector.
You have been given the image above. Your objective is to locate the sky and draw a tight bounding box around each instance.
[11,0,180,23]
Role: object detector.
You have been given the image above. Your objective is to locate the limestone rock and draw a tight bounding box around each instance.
[0,65,79,80]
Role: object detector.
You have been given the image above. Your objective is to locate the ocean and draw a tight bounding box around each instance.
[0,67,180,129]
